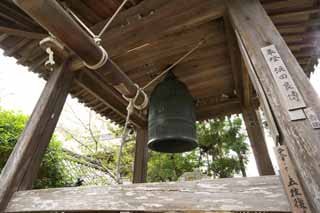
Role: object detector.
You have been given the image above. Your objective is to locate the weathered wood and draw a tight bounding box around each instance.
[242,108,275,176]
[75,70,146,128]
[0,25,45,39]
[133,127,148,183]
[236,30,280,143]
[275,145,312,212]
[12,0,140,101]
[69,0,226,70]
[261,44,306,111]
[223,15,243,103]
[227,0,320,211]
[0,60,74,212]
[6,176,290,213]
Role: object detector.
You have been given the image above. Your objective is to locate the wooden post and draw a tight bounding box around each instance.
[133,127,148,183]
[227,0,320,211]
[0,60,74,212]
[242,108,275,175]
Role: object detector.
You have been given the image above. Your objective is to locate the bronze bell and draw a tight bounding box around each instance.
[148,71,197,153]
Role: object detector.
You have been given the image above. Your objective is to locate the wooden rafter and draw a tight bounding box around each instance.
[0,25,46,39]
[70,0,226,70]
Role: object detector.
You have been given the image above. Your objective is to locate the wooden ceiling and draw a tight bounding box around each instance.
[0,0,319,126]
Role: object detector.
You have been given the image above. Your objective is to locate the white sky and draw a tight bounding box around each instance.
[0,50,319,177]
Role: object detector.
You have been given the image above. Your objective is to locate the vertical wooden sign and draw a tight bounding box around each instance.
[261,45,306,111]
[304,107,320,129]
[275,145,311,213]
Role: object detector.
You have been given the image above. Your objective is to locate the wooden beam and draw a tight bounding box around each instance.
[69,0,226,71]
[223,15,243,102]
[0,60,74,212]
[236,30,280,143]
[133,127,148,183]
[197,97,259,121]
[75,70,146,128]
[227,0,320,211]
[0,25,46,39]
[6,176,290,213]
[12,0,142,101]
[242,108,275,176]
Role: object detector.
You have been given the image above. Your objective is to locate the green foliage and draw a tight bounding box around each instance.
[0,107,72,189]
[146,116,249,182]
[197,117,249,178]
[0,109,27,168]
[147,151,199,182]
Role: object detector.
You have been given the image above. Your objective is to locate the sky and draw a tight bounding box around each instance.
[0,50,319,177]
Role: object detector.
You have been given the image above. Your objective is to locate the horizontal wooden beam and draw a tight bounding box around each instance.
[75,70,146,127]
[0,25,46,39]
[196,97,259,120]
[6,176,290,213]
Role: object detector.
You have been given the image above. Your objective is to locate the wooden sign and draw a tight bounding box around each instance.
[275,145,311,213]
[261,45,306,111]
[288,109,306,121]
[304,107,320,129]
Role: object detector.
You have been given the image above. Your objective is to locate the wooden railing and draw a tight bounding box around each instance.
[6,176,290,213]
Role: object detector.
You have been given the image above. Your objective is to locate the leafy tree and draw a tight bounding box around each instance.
[146,116,249,181]
[56,103,250,184]
[197,117,249,178]
[0,107,72,188]
[147,151,198,182]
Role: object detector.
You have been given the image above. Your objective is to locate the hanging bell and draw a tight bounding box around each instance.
[148,71,197,153]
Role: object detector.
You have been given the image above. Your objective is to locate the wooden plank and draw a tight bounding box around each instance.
[275,145,312,213]
[133,127,148,183]
[6,176,290,213]
[236,30,280,144]
[0,60,74,212]
[242,108,275,176]
[0,25,46,39]
[69,0,226,71]
[304,107,320,129]
[223,15,243,103]
[261,44,306,111]
[227,0,320,211]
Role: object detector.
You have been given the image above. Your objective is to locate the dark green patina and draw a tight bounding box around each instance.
[148,71,197,153]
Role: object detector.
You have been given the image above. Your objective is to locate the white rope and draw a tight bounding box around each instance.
[83,45,109,70]
[97,0,129,39]
[64,4,96,39]
[115,82,149,183]
[143,38,207,90]
[63,0,128,70]
[122,84,149,111]
[115,98,134,184]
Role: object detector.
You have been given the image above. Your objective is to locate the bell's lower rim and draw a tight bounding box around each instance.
[148,136,198,153]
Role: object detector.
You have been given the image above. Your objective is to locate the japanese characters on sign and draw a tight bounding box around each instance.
[275,145,311,213]
[304,107,320,129]
[261,45,306,111]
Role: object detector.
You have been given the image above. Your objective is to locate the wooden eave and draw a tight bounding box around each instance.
[0,0,319,126]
